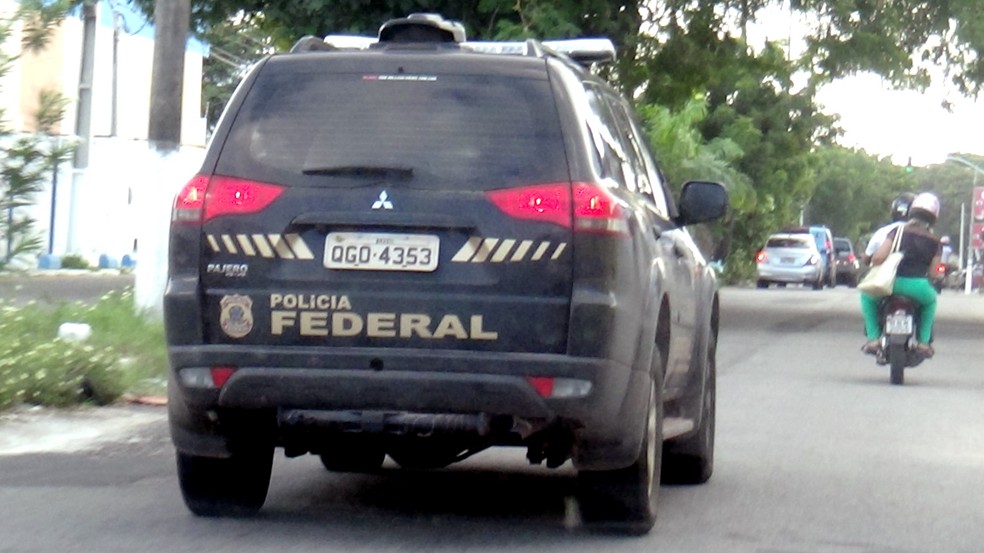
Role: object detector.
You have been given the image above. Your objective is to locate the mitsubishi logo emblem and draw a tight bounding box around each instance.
[372,190,394,210]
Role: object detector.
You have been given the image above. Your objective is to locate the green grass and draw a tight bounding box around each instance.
[0,288,167,411]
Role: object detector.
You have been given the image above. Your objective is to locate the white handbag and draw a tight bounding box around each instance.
[857,228,904,297]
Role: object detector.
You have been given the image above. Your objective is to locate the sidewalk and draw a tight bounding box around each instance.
[0,404,165,456]
[935,288,984,321]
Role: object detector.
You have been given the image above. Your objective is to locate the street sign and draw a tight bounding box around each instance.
[974,222,984,250]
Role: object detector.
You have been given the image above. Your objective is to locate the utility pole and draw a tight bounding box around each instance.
[148,0,191,152]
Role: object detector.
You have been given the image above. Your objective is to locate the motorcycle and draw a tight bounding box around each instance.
[871,295,931,385]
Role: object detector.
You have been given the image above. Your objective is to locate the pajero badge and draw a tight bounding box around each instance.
[220,295,254,338]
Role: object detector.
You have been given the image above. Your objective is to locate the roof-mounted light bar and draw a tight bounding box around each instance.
[464,38,616,65]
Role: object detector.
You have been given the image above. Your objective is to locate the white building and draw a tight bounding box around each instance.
[1,0,207,269]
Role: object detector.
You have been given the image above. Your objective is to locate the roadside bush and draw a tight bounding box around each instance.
[0,288,167,411]
[59,254,90,270]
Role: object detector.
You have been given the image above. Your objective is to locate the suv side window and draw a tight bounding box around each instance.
[584,85,628,189]
[607,97,672,219]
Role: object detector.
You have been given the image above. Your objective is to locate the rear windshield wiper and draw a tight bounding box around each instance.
[301,165,414,179]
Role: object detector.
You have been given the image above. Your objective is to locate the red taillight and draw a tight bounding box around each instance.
[936,263,947,275]
[486,184,571,228]
[527,377,554,398]
[172,175,210,223]
[210,366,236,388]
[755,251,766,263]
[572,182,628,234]
[486,182,628,234]
[172,175,285,224]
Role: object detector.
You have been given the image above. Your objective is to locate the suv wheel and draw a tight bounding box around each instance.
[577,373,663,534]
[177,448,274,517]
[662,333,715,484]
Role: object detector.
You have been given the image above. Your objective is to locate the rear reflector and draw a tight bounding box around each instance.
[178,366,236,389]
[527,377,555,397]
[526,377,593,398]
[172,175,285,223]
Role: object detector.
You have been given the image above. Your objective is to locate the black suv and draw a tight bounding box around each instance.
[165,13,727,533]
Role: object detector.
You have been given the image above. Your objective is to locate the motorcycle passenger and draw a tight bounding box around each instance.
[862,192,915,265]
[861,192,942,357]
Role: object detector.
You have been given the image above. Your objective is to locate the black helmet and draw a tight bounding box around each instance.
[890,192,916,222]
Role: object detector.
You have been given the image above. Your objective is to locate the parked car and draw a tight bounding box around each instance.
[833,237,860,287]
[756,232,825,289]
[781,226,836,287]
[163,13,728,533]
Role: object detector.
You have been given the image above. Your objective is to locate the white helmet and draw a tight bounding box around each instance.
[909,192,940,219]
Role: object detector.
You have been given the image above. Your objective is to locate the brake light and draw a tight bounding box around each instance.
[936,263,946,275]
[808,254,820,265]
[486,184,571,228]
[755,250,766,263]
[172,175,285,224]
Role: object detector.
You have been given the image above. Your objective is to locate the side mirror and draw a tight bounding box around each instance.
[676,180,728,226]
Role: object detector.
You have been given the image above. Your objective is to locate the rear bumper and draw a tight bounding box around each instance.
[757,264,821,283]
[167,345,650,470]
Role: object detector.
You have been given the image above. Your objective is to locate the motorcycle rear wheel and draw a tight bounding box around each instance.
[888,345,905,385]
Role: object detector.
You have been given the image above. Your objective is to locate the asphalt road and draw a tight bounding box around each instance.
[1,285,983,552]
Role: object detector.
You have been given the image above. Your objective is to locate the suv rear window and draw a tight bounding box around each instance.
[216,62,569,191]
[767,237,811,248]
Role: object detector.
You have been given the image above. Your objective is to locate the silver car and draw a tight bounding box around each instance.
[755,233,824,289]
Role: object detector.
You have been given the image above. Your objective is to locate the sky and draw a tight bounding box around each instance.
[817,74,984,167]
[748,7,983,168]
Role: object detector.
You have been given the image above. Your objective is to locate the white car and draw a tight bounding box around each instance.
[756,233,825,289]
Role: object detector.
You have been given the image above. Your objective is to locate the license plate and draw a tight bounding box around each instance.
[780,257,794,264]
[324,232,439,272]
[885,312,913,335]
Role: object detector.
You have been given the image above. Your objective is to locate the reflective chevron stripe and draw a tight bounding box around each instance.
[206,234,314,260]
[451,237,568,263]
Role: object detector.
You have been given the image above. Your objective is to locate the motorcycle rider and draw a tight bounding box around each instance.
[862,192,915,265]
[861,192,942,356]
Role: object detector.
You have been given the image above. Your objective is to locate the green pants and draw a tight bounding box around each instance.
[860,276,937,343]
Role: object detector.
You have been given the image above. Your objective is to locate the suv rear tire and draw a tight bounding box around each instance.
[177,448,274,517]
[577,373,663,534]
[663,333,715,484]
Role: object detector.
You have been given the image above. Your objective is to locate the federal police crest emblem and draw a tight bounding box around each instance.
[220,295,254,338]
